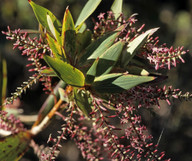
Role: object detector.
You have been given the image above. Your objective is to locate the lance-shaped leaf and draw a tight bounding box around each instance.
[75,0,102,29]
[62,8,75,47]
[44,55,85,87]
[79,25,125,65]
[40,67,57,77]
[63,30,76,61]
[75,30,92,57]
[74,88,92,117]
[61,8,76,61]
[88,24,126,60]
[29,0,62,44]
[0,57,7,109]
[78,23,87,33]
[0,131,31,161]
[46,14,62,45]
[111,0,123,19]
[91,73,155,93]
[47,14,57,39]
[46,34,64,60]
[122,28,159,67]
[126,65,150,76]
[86,41,125,84]
[79,33,113,65]
[39,24,47,43]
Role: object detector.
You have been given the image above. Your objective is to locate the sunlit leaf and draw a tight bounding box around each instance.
[39,24,47,43]
[111,0,123,19]
[29,0,62,44]
[61,8,76,60]
[74,88,92,117]
[40,67,57,77]
[122,28,159,67]
[75,0,102,29]
[62,7,75,47]
[44,55,85,87]
[47,14,57,39]
[86,41,125,84]
[91,73,155,93]
[46,33,64,60]
[0,131,31,161]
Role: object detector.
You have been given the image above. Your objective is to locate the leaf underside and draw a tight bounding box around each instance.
[0,131,31,161]
[91,73,155,93]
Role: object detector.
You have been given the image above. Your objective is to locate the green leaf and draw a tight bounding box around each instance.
[79,33,113,65]
[0,131,31,161]
[58,88,69,103]
[79,24,125,65]
[75,0,102,29]
[87,24,125,60]
[85,58,99,84]
[74,88,92,117]
[111,0,123,19]
[61,8,76,62]
[122,28,159,67]
[126,65,150,76]
[86,41,125,84]
[44,55,85,87]
[78,23,87,33]
[47,14,57,39]
[63,30,76,61]
[91,73,155,93]
[46,33,64,60]
[40,67,57,77]
[29,0,62,44]
[75,30,92,57]
[0,56,7,109]
[62,7,75,47]
[39,24,47,43]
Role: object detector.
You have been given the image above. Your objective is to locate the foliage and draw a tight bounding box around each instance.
[0,0,192,160]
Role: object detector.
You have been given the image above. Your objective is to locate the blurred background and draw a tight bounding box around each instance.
[1,0,192,160]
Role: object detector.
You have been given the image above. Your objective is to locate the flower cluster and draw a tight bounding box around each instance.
[93,11,140,40]
[5,75,41,105]
[91,96,168,160]
[30,140,55,161]
[143,37,188,70]
[2,27,54,98]
[0,110,26,135]
[2,27,48,71]
[45,91,174,161]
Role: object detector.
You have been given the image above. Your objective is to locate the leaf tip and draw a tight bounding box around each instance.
[66,6,69,11]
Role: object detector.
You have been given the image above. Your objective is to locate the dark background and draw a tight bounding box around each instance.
[1,0,192,160]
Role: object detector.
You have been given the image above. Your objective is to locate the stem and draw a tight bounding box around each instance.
[30,99,63,136]
[33,80,66,127]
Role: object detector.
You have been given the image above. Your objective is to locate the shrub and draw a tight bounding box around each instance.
[0,0,191,160]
